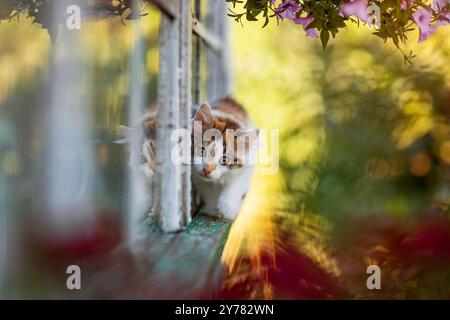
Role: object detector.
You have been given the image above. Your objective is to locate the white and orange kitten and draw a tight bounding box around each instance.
[117,109,157,209]
[192,97,258,220]
[118,98,257,221]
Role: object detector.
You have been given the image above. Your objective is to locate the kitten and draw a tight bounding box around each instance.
[117,109,157,208]
[191,97,258,220]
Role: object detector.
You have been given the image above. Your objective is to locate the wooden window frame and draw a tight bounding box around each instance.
[149,0,231,232]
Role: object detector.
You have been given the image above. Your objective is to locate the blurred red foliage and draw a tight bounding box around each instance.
[16,206,450,299]
[219,208,450,299]
[25,207,122,265]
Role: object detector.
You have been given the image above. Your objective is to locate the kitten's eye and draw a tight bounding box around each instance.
[198,147,207,157]
[138,154,147,164]
[221,155,230,165]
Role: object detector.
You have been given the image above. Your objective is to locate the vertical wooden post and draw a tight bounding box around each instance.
[179,0,192,227]
[193,0,202,104]
[45,0,95,230]
[207,0,232,100]
[127,4,148,244]
[155,0,192,232]
[0,158,9,295]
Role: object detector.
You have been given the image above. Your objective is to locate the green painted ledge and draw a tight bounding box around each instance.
[76,214,232,299]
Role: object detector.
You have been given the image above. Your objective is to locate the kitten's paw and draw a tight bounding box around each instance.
[217,201,240,221]
[148,205,156,216]
[201,205,220,217]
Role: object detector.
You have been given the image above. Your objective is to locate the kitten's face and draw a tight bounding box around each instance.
[192,102,257,181]
[193,138,233,180]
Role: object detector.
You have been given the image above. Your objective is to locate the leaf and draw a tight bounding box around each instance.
[320,29,329,50]
[0,1,15,20]
[306,19,320,30]
[250,8,263,18]
[262,14,269,28]
[246,11,258,21]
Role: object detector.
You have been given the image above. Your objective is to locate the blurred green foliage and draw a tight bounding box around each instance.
[232,18,450,220]
[285,48,450,219]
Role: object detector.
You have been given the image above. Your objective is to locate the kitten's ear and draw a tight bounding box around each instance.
[115,125,136,144]
[194,102,213,129]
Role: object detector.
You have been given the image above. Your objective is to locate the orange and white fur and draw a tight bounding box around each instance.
[192,97,258,220]
[117,109,157,210]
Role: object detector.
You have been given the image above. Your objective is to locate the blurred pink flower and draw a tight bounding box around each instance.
[293,15,319,38]
[274,0,300,20]
[413,8,437,43]
[275,0,318,39]
[433,0,449,11]
[433,0,450,25]
[340,0,370,23]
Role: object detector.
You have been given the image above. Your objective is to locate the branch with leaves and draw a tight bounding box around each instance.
[227,0,450,62]
[2,0,449,62]
[0,0,147,41]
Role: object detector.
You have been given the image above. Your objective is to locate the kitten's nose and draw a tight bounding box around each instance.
[202,164,216,176]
